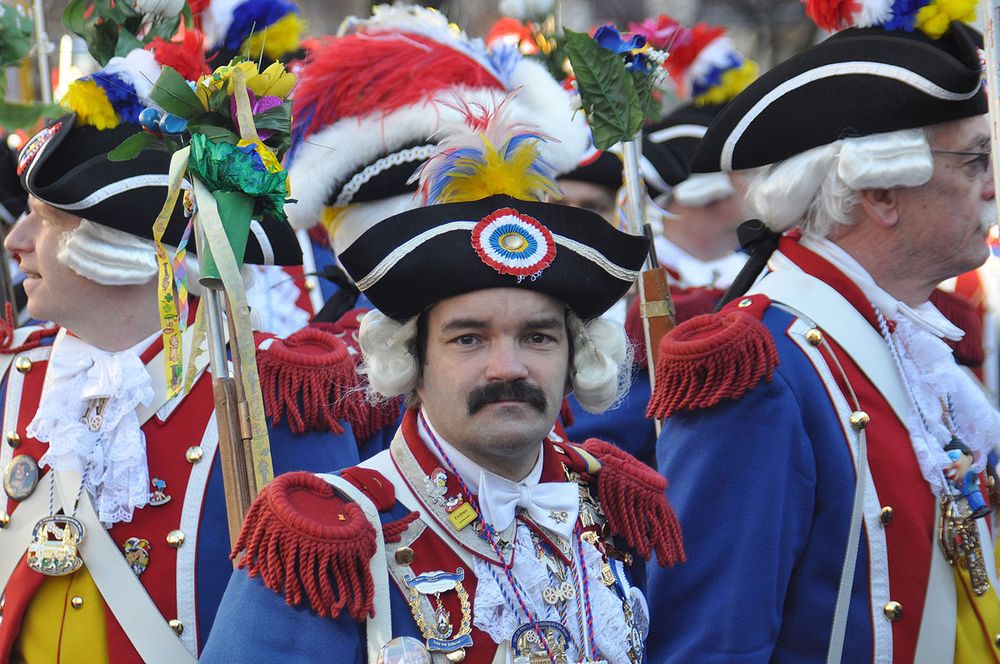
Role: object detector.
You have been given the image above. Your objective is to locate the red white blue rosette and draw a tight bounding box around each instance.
[471,207,556,279]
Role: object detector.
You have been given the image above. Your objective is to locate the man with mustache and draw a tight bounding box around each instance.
[202,102,684,663]
[645,4,1000,662]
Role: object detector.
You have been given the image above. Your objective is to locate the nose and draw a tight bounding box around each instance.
[3,210,37,257]
[484,339,530,382]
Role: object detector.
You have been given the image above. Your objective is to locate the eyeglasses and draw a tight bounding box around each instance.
[932,149,992,173]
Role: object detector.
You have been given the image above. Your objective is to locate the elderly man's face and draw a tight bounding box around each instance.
[896,115,995,281]
[4,197,100,327]
[416,288,569,476]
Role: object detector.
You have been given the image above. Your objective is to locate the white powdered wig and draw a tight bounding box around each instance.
[357,308,632,414]
[673,172,737,207]
[566,313,633,414]
[747,127,933,238]
[58,219,158,285]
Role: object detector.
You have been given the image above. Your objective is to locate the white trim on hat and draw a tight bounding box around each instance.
[354,220,639,292]
[720,61,983,171]
[648,124,708,144]
[43,174,172,210]
[248,219,274,265]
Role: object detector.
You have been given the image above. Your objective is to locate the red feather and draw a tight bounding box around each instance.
[292,32,505,139]
[147,31,209,81]
[665,23,726,88]
[803,0,860,31]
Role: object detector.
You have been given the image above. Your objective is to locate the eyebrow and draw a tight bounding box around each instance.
[962,136,991,152]
[439,316,565,333]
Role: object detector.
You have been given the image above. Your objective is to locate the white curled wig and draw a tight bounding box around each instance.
[746,127,934,238]
[357,308,633,414]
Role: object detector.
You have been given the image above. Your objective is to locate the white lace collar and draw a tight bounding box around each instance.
[29,329,158,526]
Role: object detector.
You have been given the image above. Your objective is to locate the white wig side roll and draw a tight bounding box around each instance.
[747,128,934,238]
[357,308,633,414]
[58,219,159,286]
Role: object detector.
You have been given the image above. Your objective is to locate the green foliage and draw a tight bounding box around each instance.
[150,65,205,119]
[63,0,179,66]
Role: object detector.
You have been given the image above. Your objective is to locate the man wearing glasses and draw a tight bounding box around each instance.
[645,8,1000,664]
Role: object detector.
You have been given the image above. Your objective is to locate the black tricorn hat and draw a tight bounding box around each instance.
[646,103,722,182]
[337,194,650,321]
[18,114,302,266]
[692,22,987,173]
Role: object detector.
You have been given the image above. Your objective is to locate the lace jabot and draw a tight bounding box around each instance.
[29,330,156,526]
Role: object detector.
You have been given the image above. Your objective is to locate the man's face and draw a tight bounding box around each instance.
[557,180,617,224]
[4,197,101,326]
[416,288,569,472]
[895,115,995,281]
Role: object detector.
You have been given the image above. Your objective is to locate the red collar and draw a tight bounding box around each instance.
[777,236,884,331]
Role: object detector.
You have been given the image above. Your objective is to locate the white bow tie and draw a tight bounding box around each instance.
[49,334,134,401]
[477,471,580,540]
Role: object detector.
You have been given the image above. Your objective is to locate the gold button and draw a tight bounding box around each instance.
[994,633,1000,648]
[738,298,753,308]
[0,511,9,528]
[70,596,84,609]
[305,278,316,292]
[5,431,18,448]
[849,411,870,431]
[883,601,903,622]
[185,446,203,463]
[805,328,823,346]
[13,357,31,373]
[394,546,414,566]
[169,619,183,635]
[166,530,185,548]
[880,506,894,526]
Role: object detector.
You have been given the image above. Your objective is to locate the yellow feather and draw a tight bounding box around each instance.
[437,137,559,204]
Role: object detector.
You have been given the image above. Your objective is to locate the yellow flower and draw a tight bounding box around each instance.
[246,62,296,99]
[224,61,261,95]
[61,79,119,130]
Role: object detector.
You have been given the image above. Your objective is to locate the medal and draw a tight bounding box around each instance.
[123,537,151,576]
[404,569,473,659]
[939,496,991,595]
[148,477,171,506]
[511,621,572,664]
[27,514,86,576]
[423,468,449,506]
[4,454,39,501]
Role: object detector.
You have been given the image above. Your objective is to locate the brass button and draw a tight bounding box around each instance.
[994,633,1000,648]
[850,411,870,431]
[169,619,183,635]
[0,511,9,528]
[305,278,316,292]
[166,530,185,548]
[185,446,203,463]
[5,431,18,448]
[883,601,903,622]
[805,328,823,346]
[13,357,31,373]
[394,546,414,566]
[70,596,84,609]
[879,506,894,526]
[737,298,753,308]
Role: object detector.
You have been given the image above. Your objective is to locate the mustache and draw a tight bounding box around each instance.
[467,381,548,415]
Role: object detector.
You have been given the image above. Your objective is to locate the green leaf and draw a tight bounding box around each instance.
[145,14,182,41]
[107,131,153,161]
[114,30,145,59]
[564,28,640,150]
[188,124,239,144]
[150,66,205,119]
[251,102,291,133]
[630,69,661,128]
[0,100,61,130]
[63,0,87,36]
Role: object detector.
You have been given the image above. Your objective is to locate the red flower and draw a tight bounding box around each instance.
[147,30,209,81]
[188,0,210,14]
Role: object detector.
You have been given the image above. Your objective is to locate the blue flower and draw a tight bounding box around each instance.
[625,52,652,73]
[594,25,646,55]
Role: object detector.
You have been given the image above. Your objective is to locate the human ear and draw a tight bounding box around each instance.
[857,188,900,228]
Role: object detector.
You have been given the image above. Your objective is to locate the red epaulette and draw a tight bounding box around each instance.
[257,323,398,440]
[560,440,685,567]
[929,288,984,369]
[233,471,378,621]
[646,294,779,420]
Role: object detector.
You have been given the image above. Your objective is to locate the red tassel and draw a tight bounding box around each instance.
[582,439,685,566]
[382,511,421,544]
[233,472,377,621]
[930,288,984,369]
[646,301,778,420]
[0,303,56,354]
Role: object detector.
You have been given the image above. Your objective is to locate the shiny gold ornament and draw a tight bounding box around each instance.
[185,446,204,463]
[805,328,823,346]
[883,601,902,622]
[169,619,183,634]
[849,411,870,431]
[879,506,894,526]
[395,547,414,566]
[166,530,185,548]
[70,596,84,609]
[13,356,31,373]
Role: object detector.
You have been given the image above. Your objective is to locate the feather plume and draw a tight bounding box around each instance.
[412,93,561,205]
[804,0,974,37]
